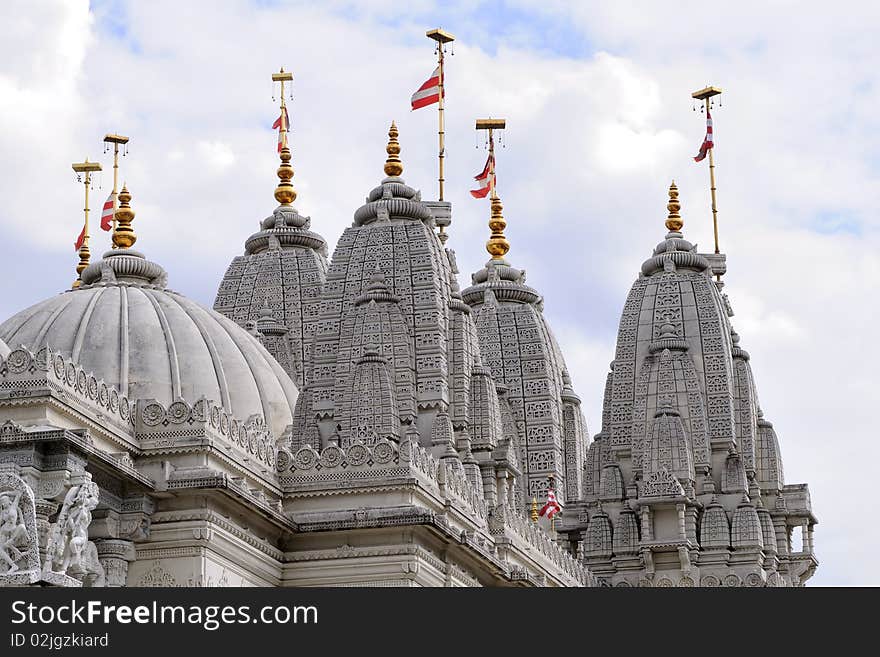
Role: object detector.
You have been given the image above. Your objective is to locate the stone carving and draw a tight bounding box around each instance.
[44,481,105,586]
[0,472,39,581]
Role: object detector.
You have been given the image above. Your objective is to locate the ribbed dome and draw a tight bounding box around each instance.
[0,337,8,360]
[0,253,298,438]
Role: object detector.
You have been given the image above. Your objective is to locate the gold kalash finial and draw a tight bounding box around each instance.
[384,121,403,177]
[475,118,509,260]
[665,180,683,232]
[486,195,510,260]
[530,496,539,523]
[272,67,297,206]
[113,183,136,249]
[71,158,102,289]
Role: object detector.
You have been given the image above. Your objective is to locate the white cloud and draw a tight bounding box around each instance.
[197,140,236,171]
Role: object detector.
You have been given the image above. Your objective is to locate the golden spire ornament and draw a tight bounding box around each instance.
[486,194,510,260]
[112,184,137,249]
[665,180,683,232]
[272,67,297,206]
[384,121,403,177]
[530,496,539,523]
[71,158,102,289]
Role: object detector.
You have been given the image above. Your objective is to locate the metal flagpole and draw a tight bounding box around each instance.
[71,158,102,289]
[692,86,722,257]
[272,67,297,207]
[104,133,129,246]
[475,118,506,198]
[427,28,454,202]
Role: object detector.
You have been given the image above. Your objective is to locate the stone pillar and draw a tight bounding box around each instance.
[496,471,509,509]
[95,540,135,587]
[640,507,654,542]
[480,464,497,508]
[773,518,789,556]
[34,499,59,564]
[676,503,686,540]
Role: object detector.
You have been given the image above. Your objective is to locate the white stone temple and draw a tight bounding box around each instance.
[0,114,816,587]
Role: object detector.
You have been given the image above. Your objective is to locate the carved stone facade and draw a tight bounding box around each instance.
[0,127,815,587]
[557,199,818,587]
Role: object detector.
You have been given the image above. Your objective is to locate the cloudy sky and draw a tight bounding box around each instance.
[1,0,876,585]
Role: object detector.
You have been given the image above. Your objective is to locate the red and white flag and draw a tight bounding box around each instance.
[470,154,496,198]
[694,107,714,162]
[273,106,290,152]
[99,192,116,232]
[539,488,562,520]
[74,223,86,251]
[411,66,442,110]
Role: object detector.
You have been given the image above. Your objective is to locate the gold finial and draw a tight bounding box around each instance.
[113,183,137,249]
[665,180,683,232]
[530,496,539,522]
[73,242,90,289]
[274,144,297,205]
[384,121,403,177]
[486,194,510,260]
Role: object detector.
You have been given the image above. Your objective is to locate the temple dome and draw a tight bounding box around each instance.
[0,337,8,360]
[0,250,297,438]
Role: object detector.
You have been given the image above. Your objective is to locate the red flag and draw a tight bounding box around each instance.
[470,154,496,198]
[74,224,86,251]
[100,192,116,232]
[411,66,442,110]
[539,488,562,520]
[694,107,714,162]
[273,106,290,152]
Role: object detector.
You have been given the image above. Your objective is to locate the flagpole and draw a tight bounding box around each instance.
[104,133,129,247]
[475,118,506,199]
[71,158,102,289]
[272,67,296,207]
[692,86,722,264]
[427,29,454,202]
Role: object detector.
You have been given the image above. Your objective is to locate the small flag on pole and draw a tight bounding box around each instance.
[99,192,117,231]
[539,487,562,520]
[411,66,442,110]
[273,106,290,152]
[694,107,714,162]
[74,223,86,251]
[470,154,496,198]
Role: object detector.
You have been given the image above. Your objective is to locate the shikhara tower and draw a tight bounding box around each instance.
[0,72,816,588]
[556,183,818,586]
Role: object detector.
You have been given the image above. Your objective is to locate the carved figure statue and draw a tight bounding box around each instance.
[44,482,103,585]
[0,490,29,574]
